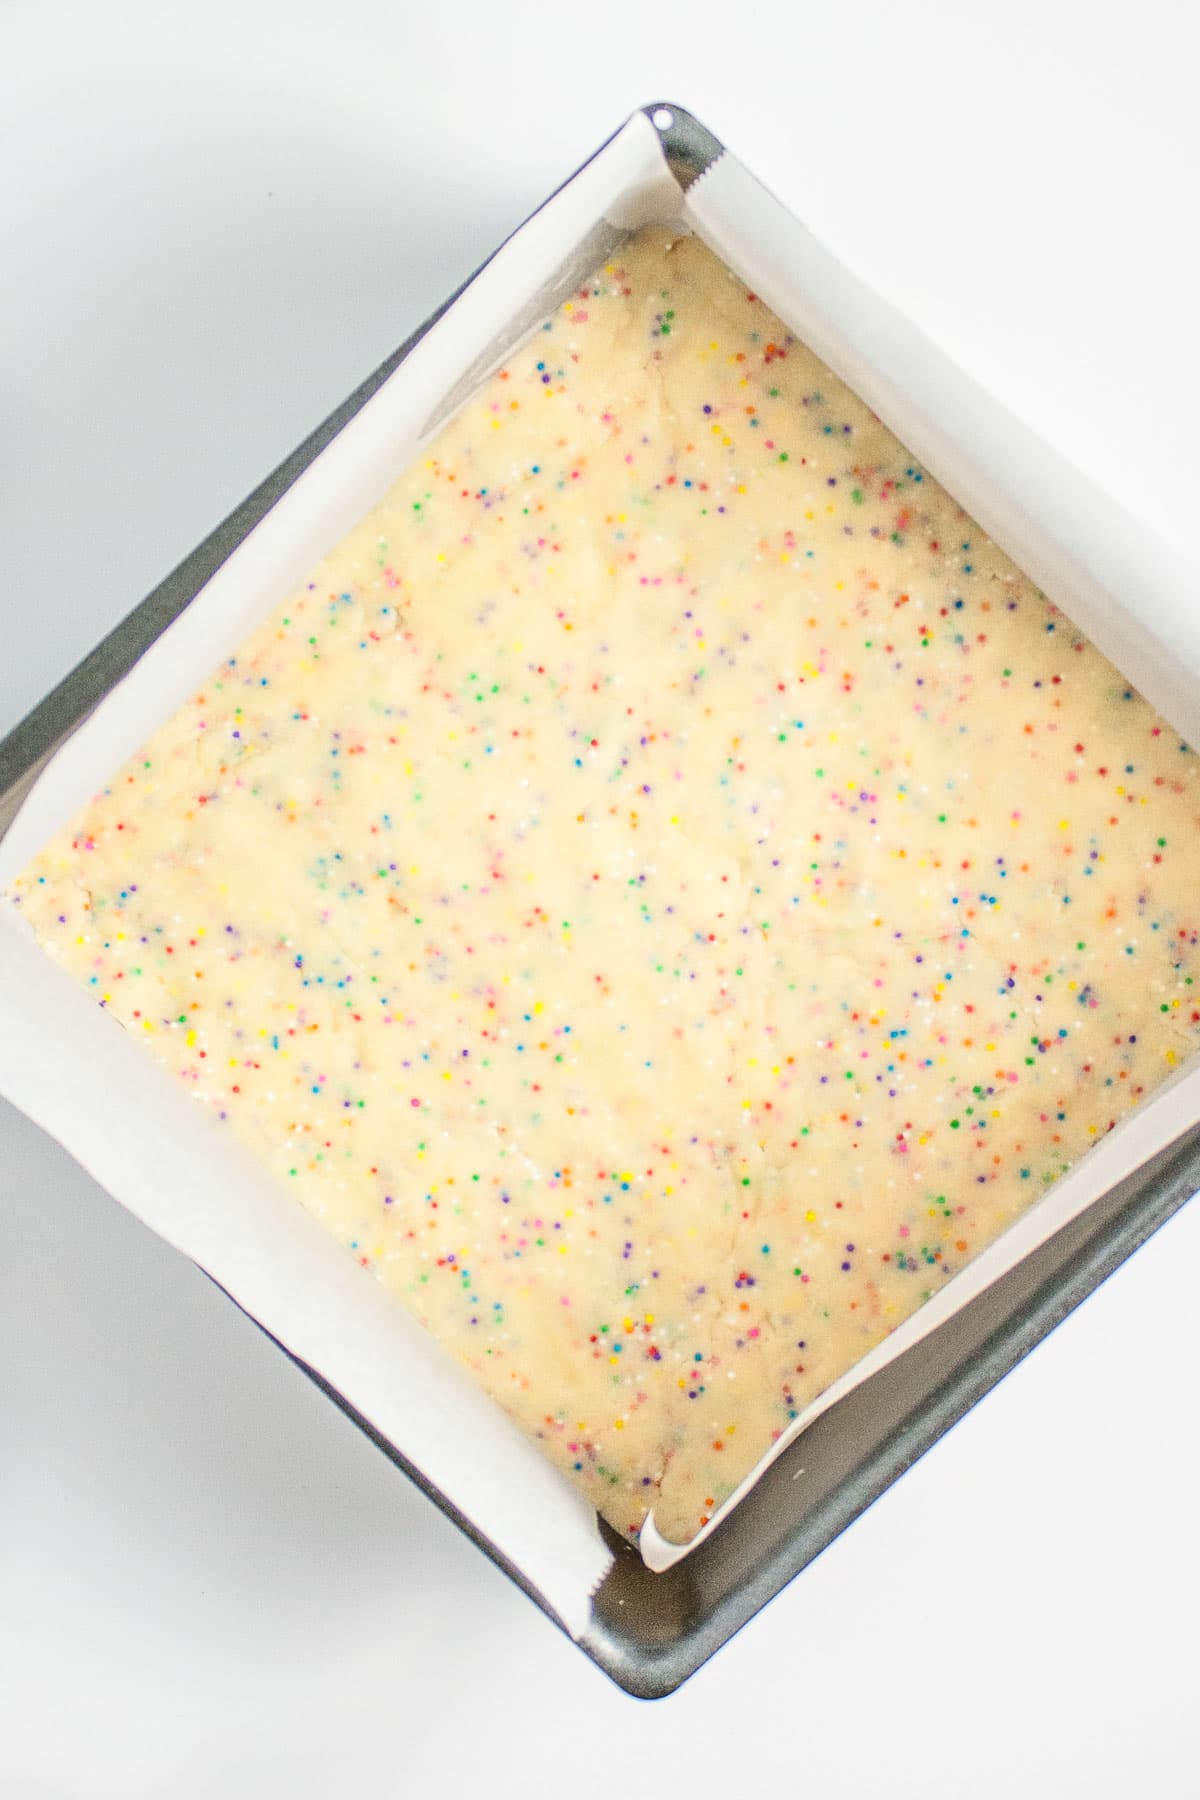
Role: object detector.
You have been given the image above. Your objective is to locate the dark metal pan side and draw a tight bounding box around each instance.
[3,104,1195,1701]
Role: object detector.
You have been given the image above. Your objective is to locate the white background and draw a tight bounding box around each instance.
[3,1,1199,1792]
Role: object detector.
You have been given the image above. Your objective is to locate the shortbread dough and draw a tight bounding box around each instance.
[13,228,1200,1544]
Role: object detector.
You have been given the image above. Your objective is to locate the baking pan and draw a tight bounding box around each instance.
[3,104,1198,1698]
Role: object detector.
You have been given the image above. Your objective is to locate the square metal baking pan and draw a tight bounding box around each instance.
[3,103,1199,1698]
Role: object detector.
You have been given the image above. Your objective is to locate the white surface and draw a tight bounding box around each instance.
[2,1,1199,1792]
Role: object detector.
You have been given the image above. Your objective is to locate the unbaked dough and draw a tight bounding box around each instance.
[13,228,1200,1544]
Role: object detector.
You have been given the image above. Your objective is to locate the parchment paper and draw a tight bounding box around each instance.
[2,110,1196,1604]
